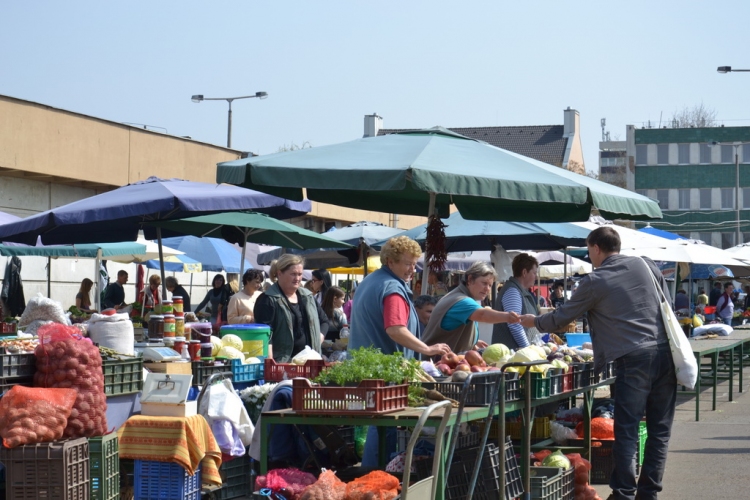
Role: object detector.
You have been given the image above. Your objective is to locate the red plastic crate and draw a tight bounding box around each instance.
[291,378,409,415]
[264,358,330,382]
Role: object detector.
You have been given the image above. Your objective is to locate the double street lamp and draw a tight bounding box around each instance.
[191,91,268,148]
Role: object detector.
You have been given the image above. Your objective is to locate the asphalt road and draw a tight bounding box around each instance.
[593,364,750,499]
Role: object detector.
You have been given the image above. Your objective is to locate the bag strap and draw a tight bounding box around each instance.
[639,257,669,305]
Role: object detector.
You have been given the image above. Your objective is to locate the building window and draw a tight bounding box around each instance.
[656,189,669,209]
[721,188,734,209]
[744,188,750,209]
[721,145,735,164]
[657,144,669,164]
[700,143,712,164]
[678,144,690,164]
[678,189,690,209]
[636,189,648,197]
[744,144,750,163]
[635,145,647,165]
[699,232,713,245]
[721,232,735,249]
[699,189,712,209]
[743,232,750,246]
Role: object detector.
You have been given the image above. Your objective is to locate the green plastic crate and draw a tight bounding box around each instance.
[89,434,119,500]
[521,372,551,399]
[191,361,229,385]
[101,357,143,396]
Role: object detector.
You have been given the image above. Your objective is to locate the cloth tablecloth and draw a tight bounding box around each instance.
[117,414,223,486]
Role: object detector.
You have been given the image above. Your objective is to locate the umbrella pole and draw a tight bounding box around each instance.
[95,249,102,311]
[157,227,167,301]
[47,257,51,299]
[420,192,437,296]
[239,234,248,276]
[189,274,194,297]
[563,247,568,304]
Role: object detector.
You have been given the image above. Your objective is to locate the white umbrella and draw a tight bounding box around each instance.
[725,243,750,263]
[618,240,750,269]
[105,237,184,264]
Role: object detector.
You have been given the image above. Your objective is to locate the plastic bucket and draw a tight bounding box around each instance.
[220,323,271,357]
[565,333,591,347]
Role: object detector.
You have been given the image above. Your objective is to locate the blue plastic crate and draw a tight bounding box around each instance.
[231,358,264,383]
[134,460,201,500]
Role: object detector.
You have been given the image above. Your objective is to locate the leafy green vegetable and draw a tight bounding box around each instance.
[313,347,420,386]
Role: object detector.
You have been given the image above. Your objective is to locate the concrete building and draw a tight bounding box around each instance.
[369,107,586,174]
[623,124,750,248]
[0,95,423,308]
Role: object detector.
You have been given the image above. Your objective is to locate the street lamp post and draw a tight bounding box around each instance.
[717,66,750,73]
[191,92,268,148]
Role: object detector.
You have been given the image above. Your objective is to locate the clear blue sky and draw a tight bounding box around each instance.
[3,1,749,174]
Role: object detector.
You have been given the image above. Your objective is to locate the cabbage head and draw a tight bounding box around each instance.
[221,334,243,351]
[482,343,511,364]
[217,345,244,359]
[542,449,571,469]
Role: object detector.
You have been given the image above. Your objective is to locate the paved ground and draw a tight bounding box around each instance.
[593,364,750,499]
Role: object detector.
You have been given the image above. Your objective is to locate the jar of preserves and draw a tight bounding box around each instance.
[172,296,184,314]
[147,315,164,341]
[161,300,174,315]
[175,316,185,337]
[163,314,176,338]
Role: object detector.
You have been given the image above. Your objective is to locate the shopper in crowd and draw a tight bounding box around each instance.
[194,274,231,327]
[343,284,356,324]
[164,276,191,312]
[520,226,676,500]
[75,278,96,312]
[227,269,264,324]
[550,281,566,308]
[709,281,723,306]
[321,286,348,340]
[310,269,332,305]
[423,261,519,353]
[103,270,128,310]
[716,282,735,326]
[696,287,708,307]
[254,254,328,362]
[413,294,437,336]
[492,253,542,349]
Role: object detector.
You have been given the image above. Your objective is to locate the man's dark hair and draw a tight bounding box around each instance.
[117,270,128,278]
[242,269,264,286]
[586,226,621,254]
[724,282,734,290]
[699,287,705,293]
[714,282,722,287]
[414,295,438,310]
[511,253,539,278]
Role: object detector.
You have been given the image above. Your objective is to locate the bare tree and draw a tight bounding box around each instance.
[671,103,717,128]
[277,141,312,152]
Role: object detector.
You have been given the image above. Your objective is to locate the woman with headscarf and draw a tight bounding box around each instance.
[253,254,329,362]
[422,261,519,353]
[492,253,542,348]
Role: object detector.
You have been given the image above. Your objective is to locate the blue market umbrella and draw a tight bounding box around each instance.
[160,236,253,273]
[639,226,688,240]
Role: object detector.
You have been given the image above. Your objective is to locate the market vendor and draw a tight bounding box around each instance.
[194,274,231,327]
[164,276,191,312]
[350,235,451,359]
[227,269,264,324]
[492,253,542,349]
[253,254,328,362]
[137,274,162,312]
[103,270,128,310]
[422,261,519,353]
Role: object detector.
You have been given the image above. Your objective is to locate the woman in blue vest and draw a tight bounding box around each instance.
[492,253,542,348]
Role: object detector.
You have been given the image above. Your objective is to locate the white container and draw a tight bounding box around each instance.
[140,373,197,417]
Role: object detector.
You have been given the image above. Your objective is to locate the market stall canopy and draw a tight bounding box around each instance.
[0,210,21,225]
[144,254,203,273]
[619,240,750,270]
[147,212,352,274]
[160,236,253,273]
[725,243,750,263]
[0,241,148,258]
[217,127,662,222]
[571,218,679,252]
[105,238,184,264]
[381,211,591,252]
[0,177,312,246]
[639,226,688,240]
[328,255,383,275]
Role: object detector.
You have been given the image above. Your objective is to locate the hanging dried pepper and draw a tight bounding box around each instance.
[426,214,448,274]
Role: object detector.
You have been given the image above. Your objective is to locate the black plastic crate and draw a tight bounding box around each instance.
[595,361,616,383]
[0,438,90,500]
[446,437,522,500]
[0,376,33,395]
[568,439,615,484]
[529,466,575,500]
[101,357,143,396]
[420,372,519,406]
[571,362,595,389]
[0,347,36,378]
[217,456,251,500]
[191,361,229,386]
[398,424,480,453]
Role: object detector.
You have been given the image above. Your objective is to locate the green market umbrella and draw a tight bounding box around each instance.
[147,211,352,275]
[217,127,662,223]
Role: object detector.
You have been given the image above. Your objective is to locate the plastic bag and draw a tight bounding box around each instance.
[344,470,400,500]
[0,385,77,448]
[198,378,254,453]
[18,293,70,327]
[300,469,346,500]
[550,421,579,445]
[575,417,614,440]
[292,345,322,365]
[256,468,317,499]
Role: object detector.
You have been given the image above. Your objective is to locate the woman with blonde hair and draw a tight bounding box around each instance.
[253,254,329,362]
[138,274,162,311]
[75,278,96,312]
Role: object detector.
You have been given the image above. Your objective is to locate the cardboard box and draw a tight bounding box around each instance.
[140,373,196,417]
[144,361,193,375]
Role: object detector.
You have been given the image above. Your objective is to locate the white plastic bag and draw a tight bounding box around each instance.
[198,379,255,454]
[291,345,322,365]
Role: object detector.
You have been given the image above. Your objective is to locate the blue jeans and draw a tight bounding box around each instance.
[361,426,397,468]
[610,343,676,500]
[721,316,732,326]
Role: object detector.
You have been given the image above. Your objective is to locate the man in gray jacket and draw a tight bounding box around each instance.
[521,226,676,500]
